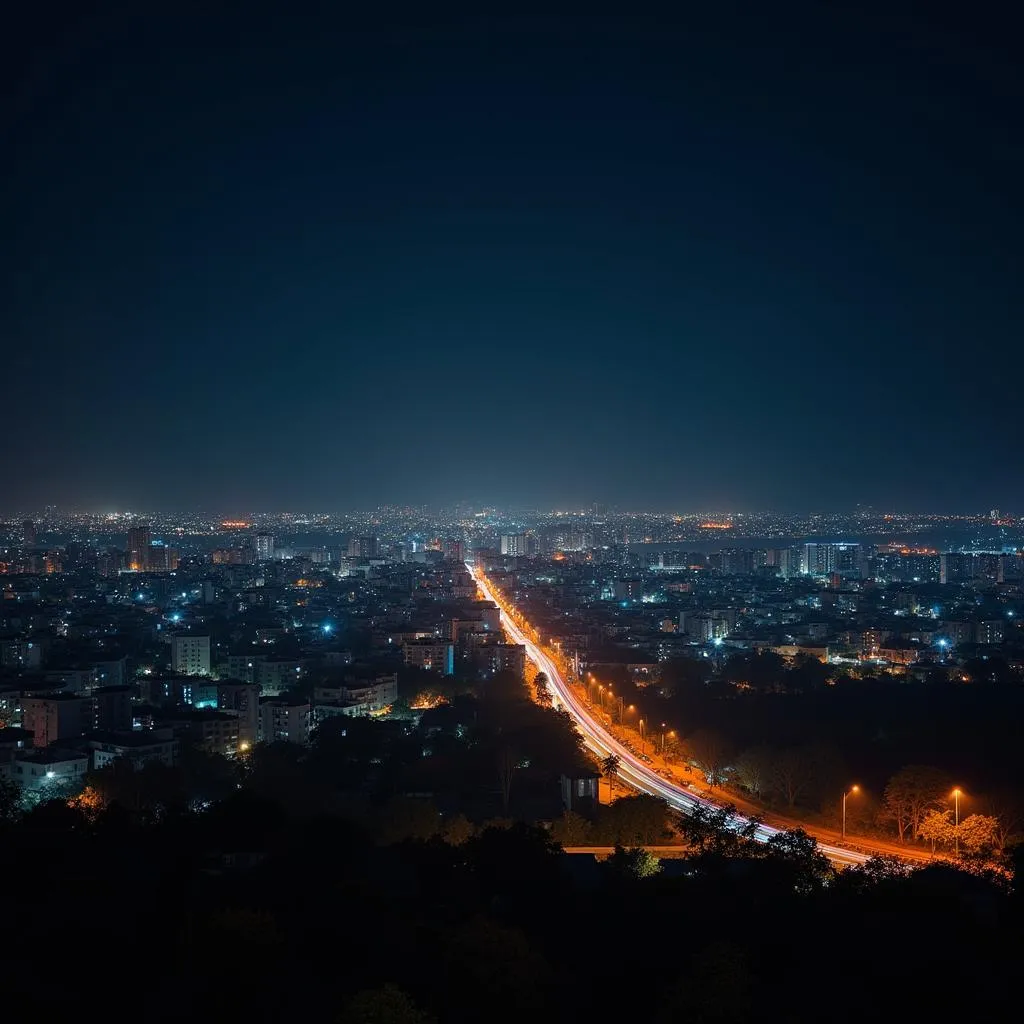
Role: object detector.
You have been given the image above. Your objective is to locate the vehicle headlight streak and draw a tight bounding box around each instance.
[470,564,866,867]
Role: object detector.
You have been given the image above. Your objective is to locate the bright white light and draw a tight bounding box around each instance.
[322,623,332,634]
[713,637,724,647]
[45,770,55,779]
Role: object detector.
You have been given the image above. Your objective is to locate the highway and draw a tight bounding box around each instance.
[470,564,868,868]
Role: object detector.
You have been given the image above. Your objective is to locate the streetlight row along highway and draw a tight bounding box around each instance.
[470,562,868,868]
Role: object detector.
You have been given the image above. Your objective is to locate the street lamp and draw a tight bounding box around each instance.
[842,785,860,840]
[952,788,962,857]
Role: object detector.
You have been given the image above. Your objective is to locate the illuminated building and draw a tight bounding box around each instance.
[801,542,862,578]
[348,535,379,558]
[12,750,88,793]
[442,538,465,562]
[976,620,1005,645]
[402,639,455,675]
[500,533,529,556]
[613,579,644,601]
[171,634,211,676]
[22,520,36,547]
[255,532,275,562]
[146,541,179,571]
[766,546,799,578]
[127,525,151,571]
[216,682,259,746]
[258,697,311,745]
[482,642,526,676]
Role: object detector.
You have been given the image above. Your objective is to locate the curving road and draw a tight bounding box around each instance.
[471,564,868,867]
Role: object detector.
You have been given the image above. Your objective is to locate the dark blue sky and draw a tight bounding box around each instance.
[3,4,1021,512]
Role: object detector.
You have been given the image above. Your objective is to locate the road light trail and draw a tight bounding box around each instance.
[470,563,867,868]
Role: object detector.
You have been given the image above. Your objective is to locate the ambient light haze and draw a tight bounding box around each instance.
[3,5,1021,511]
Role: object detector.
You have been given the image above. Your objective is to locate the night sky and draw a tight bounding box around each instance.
[3,5,1021,512]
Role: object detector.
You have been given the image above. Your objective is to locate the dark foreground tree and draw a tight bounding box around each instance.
[341,984,435,1024]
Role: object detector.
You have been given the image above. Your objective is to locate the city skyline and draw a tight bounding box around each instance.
[4,7,1022,511]
[3,8,1021,1014]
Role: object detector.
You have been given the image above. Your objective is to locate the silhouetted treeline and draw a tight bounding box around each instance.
[0,794,1020,1023]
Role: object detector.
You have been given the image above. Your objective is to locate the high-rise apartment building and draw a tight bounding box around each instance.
[348,536,379,558]
[500,533,529,556]
[801,542,862,578]
[22,520,36,547]
[254,532,275,562]
[171,634,211,676]
[127,525,151,571]
[442,538,465,562]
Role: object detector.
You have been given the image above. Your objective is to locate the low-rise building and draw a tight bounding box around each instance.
[12,749,88,794]
[88,728,179,769]
[258,698,311,745]
[314,674,398,711]
[162,710,240,757]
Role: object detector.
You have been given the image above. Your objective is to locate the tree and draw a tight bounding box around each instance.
[442,814,475,846]
[375,796,441,844]
[883,765,950,844]
[605,845,663,880]
[785,653,830,692]
[601,754,621,792]
[550,809,590,847]
[532,672,551,705]
[764,828,835,892]
[497,746,518,815]
[733,746,773,798]
[595,794,671,845]
[721,650,786,691]
[67,785,104,823]
[917,809,955,854]
[687,729,731,787]
[768,747,815,809]
[340,984,435,1024]
[0,777,21,825]
[658,941,752,1024]
[837,855,912,894]
[659,657,713,697]
[977,790,1024,853]
[674,803,761,858]
[958,814,1000,860]
[443,916,550,1024]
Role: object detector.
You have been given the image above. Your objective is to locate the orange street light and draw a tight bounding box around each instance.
[842,785,860,840]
